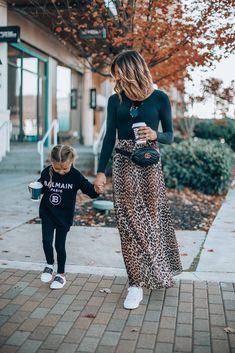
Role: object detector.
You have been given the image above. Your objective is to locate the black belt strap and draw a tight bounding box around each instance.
[115,148,132,157]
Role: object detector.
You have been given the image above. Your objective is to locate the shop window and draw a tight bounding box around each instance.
[8,45,46,142]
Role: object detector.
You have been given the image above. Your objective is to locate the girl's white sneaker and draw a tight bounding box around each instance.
[124,286,143,309]
[40,265,54,283]
[50,274,66,289]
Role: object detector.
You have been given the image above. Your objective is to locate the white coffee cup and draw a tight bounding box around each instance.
[29,181,43,201]
[132,122,147,144]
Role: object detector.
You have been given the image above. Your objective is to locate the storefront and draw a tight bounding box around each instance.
[0,4,85,144]
[8,43,47,141]
[0,0,112,154]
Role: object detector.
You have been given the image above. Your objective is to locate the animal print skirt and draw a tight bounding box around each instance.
[112,139,183,289]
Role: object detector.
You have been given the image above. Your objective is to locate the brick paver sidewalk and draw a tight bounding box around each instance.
[0,269,235,353]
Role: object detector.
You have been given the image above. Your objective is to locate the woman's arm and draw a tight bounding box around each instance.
[157,91,174,144]
[97,95,117,173]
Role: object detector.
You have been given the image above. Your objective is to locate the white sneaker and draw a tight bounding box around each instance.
[124,286,143,309]
[40,265,54,283]
[50,274,66,289]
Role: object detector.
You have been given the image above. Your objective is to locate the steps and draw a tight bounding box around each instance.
[0,143,95,175]
[73,145,95,173]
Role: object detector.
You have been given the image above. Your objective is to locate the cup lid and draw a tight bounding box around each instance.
[29,181,43,189]
[132,122,146,128]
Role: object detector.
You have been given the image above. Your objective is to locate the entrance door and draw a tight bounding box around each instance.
[8,45,47,142]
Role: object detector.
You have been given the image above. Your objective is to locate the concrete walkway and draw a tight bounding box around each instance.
[0,172,235,353]
[1,172,235,282]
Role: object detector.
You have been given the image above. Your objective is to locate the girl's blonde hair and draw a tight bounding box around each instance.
[111,50,154,101]
[48,144,76,188]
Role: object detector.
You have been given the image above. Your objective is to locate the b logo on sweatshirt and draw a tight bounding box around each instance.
[49,193,62,205]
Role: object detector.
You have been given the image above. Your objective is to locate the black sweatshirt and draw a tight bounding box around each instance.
[97,89,174,173]
[38,166,99,227]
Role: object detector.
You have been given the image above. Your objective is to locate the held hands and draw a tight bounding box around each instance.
[137,126,157,141]
[94,173,106,194]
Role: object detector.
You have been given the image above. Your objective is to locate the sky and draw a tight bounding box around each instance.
[185,54,235,119]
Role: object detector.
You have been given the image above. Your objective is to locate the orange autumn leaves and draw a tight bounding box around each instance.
[50,0,234,92]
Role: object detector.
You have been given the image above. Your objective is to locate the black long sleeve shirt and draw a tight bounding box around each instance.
[97,89,174,173]
[38,166,99,227]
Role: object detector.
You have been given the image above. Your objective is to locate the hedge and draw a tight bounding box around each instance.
[161,138,234,195]
[173,117,235,151]
[193,118,235,151]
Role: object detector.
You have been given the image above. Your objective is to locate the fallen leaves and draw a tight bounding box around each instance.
[83,313,96,318]
[99,288,112,294]
[224,326,235,333]
[28,176,226,231]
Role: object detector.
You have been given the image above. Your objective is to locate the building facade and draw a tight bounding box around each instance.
[0,0,111,159]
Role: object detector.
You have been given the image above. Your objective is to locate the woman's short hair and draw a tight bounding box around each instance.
[111,50,153,101]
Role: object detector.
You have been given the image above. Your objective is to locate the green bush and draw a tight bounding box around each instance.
[194,118,235,151]
[161,139,234,195]
[173,131,184,144]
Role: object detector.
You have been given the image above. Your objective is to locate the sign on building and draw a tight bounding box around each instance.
[80,28,106,39]
[0,26,20,43]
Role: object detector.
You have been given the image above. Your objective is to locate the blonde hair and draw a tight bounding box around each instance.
[111,50,154,101]
[48,144,76,188]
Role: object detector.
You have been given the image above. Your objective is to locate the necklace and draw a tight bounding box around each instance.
[130,101,144,118]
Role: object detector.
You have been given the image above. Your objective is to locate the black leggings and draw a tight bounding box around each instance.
[42,221,70,274]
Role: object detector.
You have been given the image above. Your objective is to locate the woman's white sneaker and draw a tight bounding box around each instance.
[50,274,66,289]
[124,286,143,309]
[40,265,54,283]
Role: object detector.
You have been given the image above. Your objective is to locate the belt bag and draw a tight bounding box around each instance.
[115,146,160,167]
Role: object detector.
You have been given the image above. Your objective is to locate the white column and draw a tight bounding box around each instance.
[82,68,94,145]
[0,0,10,160]
[46,57,57,145]
[48,57,57,123]
[0,0,8,112]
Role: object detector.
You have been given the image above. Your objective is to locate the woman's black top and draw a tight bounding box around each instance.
[97,89,174,173]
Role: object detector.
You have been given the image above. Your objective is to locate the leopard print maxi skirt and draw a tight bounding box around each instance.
[112,140,183,289]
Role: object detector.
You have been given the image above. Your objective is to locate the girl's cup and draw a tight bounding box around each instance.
[132,122,147,144]
[29,181,43,201]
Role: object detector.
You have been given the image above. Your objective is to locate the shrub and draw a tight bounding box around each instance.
[161,139,234,195]
[194,118,235,151]
[173,131,184,144]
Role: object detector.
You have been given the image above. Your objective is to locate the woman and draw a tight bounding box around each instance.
[94,50,183,310]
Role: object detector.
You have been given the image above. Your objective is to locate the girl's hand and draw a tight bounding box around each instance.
[94,173,106,193]
[95,185,104,194]
[137,126,157,141]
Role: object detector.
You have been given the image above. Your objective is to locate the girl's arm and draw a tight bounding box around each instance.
[37,169,46,194]
[78,173,100,198]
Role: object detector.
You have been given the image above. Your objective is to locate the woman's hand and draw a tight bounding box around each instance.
[137,126,157,141]
[94,172,106,194]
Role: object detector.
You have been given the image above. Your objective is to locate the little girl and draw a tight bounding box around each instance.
[34,144,102,289]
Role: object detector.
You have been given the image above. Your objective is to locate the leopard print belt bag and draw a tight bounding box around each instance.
[115,146,160,167]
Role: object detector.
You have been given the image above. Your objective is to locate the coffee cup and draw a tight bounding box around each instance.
[132,122,147,144]
[29,181,43,201]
